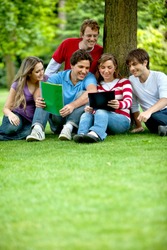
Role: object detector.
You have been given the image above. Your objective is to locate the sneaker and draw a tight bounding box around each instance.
[26,126,45,142]
[58,126,72,141]
[73,134,85,143]
[83,132,101,143]
[158,125,167,136]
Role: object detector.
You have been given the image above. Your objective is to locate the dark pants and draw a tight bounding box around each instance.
[145,108,167,133]
[0,113,31,141]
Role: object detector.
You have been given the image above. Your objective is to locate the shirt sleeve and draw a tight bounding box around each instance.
[45,58,62,77]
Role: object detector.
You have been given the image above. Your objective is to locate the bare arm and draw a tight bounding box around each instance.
[138,98,167,122]
[131,111,144,133]
[60,84,97,117]
[3,88,20,126]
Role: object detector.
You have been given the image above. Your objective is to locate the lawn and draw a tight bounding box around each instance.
[0,89,167,250]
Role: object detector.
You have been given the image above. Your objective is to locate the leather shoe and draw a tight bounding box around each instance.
[73,134,85,143]
[83,133,101,143]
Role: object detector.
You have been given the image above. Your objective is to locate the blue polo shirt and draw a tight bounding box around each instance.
[47,70,97,105]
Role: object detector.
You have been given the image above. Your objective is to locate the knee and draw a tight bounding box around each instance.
[95,109,108,117]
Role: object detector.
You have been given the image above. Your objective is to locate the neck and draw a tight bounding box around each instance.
[79,41,94,52]
[70,72,78,85]
[139,69,150,83]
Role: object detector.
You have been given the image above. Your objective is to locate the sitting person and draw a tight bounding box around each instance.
[126,48,167,136]
[73,53,132,143]
[26,49,97,142]
[0,56,45,141]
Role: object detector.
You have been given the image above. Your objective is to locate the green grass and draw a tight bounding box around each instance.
[0,89,167,250]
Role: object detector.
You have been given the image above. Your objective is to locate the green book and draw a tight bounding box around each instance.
[40,81,64,115]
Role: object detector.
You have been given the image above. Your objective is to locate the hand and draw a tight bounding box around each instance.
[137,111,151,122]
[35,97,46,108]
[60,104,74,117]
[84,105,93,113]
[108,99,119,109]
[131,127,144,133]
[8,113,20,126]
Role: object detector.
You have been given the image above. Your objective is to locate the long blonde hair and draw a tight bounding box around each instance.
[13,56,43,109]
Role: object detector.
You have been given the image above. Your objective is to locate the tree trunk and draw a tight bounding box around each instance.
[103,0,137,76]
[4,55,15,89]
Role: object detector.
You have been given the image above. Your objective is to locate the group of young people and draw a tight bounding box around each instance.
[0,19,167,142]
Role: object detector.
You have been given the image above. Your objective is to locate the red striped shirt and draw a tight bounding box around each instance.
[97,78,132,120]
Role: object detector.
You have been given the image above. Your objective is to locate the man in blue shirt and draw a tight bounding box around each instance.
[26,49,97,141]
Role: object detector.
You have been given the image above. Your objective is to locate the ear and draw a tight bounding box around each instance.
[143,60,148,67]
[80,32,84,38]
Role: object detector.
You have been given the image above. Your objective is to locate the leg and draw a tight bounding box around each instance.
[145,109,167,134]
[26,108,50,142]
[107,112,131,134]
[0,115,31,141]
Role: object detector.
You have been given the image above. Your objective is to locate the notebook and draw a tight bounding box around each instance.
[88,91,115,111]
[40,81,64,115]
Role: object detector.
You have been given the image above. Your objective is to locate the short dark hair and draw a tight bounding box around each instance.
[126,48,150,69]
[70,49,93,66]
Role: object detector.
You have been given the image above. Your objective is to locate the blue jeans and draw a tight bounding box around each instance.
[145,108,167,133]
[0,113,31,141]
[78,109,131,140]
[32,105,86,133]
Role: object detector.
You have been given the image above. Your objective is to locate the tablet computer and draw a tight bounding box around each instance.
[88,91,115,111]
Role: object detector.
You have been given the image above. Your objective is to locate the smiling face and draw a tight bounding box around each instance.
[70,60,90,84]
[128,59,148,78]
[98,60,116,82]
[81,26,99,50]
[29,62,44,83]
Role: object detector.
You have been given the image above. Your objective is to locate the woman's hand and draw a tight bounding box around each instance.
[35,97,46,108]
[84,105,93,113]
[8,113,20,126]
[108,99,119,109]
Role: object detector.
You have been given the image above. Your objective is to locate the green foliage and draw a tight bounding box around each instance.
[137,26,167,73]
[0,0,58,58]
[138,0,167,29]
[58,0,105,46]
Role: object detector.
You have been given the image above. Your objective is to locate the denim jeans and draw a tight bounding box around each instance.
[78,109,131,140]
[31,90,87,133]
[0,113,31,141]
[145,108,167,133]
[32,105,86,133]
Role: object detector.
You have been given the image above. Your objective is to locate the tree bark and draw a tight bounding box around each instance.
[103,0,137,76]
[4,55,15,89]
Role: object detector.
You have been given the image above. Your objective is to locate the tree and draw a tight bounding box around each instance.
[103,0,138,76]
[0,0,57,88]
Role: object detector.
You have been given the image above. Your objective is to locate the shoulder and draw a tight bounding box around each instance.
[84,72,97,84]
[94,44,103,52]
[61,38,81,45]
[11,81,18,90]
[150,70,167,79]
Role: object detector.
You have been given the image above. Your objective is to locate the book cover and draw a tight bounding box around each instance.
[40,81,64,115]
[88,91,115,111]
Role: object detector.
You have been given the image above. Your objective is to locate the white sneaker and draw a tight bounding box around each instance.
[26,125,45,142]
[58,126,72,141]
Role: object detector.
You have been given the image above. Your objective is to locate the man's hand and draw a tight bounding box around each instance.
[60,104,75,117]
[138,111,151,122]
